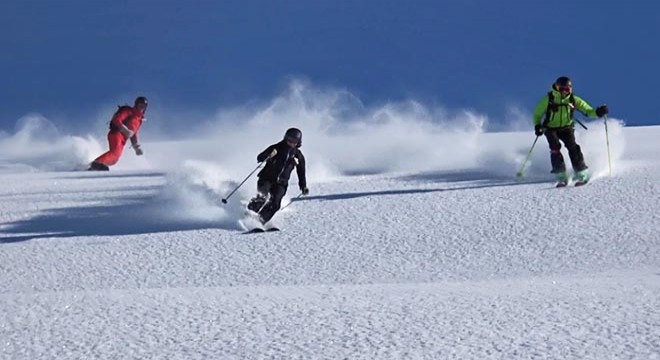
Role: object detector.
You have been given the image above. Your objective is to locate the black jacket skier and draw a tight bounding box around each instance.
[248,128,308,223]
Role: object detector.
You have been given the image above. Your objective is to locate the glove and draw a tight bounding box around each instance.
[268,149,278,159]
[300,186,309,195]
[595,104,609,117]
[133,144,143,156]
[119,124,134,138]
[534,124,545,137]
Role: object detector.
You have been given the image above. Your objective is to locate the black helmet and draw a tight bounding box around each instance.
[134,96,148,108]
[283,127,302,147]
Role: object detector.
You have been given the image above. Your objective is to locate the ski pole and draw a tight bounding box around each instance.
[569,103,588,130]
[279,192,304,211]
[516,136,540,178]
[574,117,588,130]
[604,114,612,176]
[221,161,265,204]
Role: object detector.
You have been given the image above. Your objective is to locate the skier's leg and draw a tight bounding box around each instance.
[256,178,271,196]
[247,178,271,212]
[258,183,287,224]
[93,132,126,167]
[559,127,588,172]
[544,129,566,173]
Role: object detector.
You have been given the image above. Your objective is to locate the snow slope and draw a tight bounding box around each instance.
[1,119,659,359]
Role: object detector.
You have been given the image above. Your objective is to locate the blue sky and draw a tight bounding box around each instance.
[1,0,659,131]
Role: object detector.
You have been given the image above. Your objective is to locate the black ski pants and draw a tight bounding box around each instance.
[544,126,587,173]
[256,178,288,223]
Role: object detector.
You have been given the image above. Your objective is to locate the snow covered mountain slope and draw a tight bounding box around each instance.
[1,125,658,359]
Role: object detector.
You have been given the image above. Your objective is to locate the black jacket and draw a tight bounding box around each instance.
[257,141,306,188]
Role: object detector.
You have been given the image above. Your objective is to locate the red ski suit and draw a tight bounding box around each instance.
[94,106,145,166]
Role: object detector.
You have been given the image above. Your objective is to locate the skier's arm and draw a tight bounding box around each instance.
[573,96,597,118]
[126,124,143,155]
[122,115,142,154]
[257,145,276,163]
[532,97,549,126]
[110,108,132,133]
[112,108,138,138]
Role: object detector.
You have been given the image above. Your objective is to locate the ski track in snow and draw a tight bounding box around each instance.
[1,127,660,359]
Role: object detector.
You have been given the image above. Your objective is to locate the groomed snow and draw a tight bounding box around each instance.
[1,103,659,359]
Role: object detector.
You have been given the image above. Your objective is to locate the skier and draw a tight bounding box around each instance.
[533,76,608,186]
[88,96,148,171]
[247,128,309,224]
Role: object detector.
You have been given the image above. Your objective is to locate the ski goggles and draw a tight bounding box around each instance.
[557,84,572,92]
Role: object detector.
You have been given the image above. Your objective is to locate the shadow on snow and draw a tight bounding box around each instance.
[299,169,549,202]
[0,194,238,243]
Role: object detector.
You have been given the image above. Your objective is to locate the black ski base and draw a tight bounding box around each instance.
[243,227,280,234]
[555,180,588,188]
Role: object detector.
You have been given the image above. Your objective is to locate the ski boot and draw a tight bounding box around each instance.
[555,172,569,188]
[247,194,267,213]
[574,169,590,187]
[88,161,109,171]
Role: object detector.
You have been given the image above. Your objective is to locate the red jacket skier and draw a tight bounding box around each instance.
[89,96,148,171]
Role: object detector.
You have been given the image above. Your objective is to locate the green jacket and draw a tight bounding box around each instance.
[533,86,598,128]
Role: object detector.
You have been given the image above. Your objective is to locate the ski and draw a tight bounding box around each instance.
[553,171,589,188]
[241,203,280,234]
[573,170,590,187]
[554,180,589,188]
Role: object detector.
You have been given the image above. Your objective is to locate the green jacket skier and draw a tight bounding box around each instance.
[532,76,608,185]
